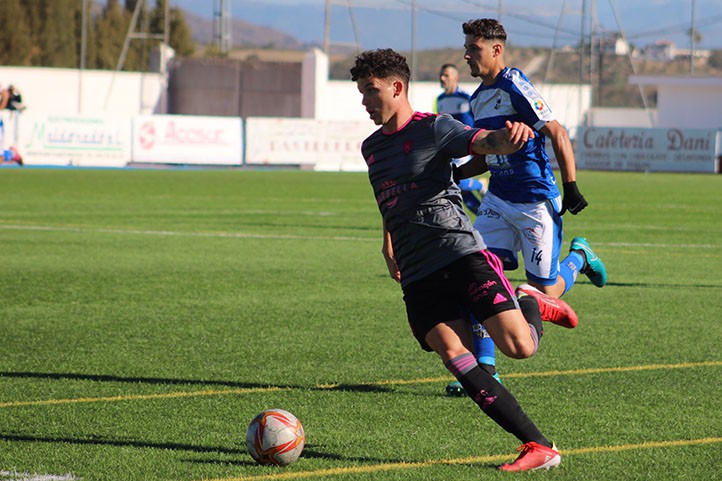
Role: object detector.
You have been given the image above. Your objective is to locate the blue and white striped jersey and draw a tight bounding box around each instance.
[470,67,560,203]
[436,88,475,126]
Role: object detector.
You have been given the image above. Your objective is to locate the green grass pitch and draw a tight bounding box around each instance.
[0,168,720,481]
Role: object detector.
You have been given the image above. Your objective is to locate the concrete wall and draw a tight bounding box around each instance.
[588,107,657,128]
[168,57,302,118]
[302,49,592,137]
[12,52,722,151]
[0,66,165,116]
[630,76,722,130]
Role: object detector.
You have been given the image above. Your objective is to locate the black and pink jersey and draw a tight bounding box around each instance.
[362,112,487,287]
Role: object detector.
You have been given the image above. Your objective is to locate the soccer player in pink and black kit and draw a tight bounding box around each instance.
[352,48,573,471]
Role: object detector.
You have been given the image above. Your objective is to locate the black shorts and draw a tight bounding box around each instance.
[402,251,519,351]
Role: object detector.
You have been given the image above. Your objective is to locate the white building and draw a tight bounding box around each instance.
[628,75,722,129]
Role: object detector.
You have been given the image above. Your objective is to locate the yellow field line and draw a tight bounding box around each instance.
[197,437,722,481]
[1,361,720,409]
[0,387,289,408]
[333,360,722,387]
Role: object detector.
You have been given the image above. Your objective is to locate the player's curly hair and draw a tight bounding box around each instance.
[350,49,410,86]
[462,18,507,42]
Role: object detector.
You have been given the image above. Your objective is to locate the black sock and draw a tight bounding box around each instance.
[445,354,550,446]
[479,363,497,376]
[519,295,543,342]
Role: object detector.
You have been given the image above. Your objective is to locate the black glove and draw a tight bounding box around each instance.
[560,181,588,215]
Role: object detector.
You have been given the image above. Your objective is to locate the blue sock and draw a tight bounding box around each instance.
[461,191,481,213]
[459,178,484,191]
[559,251,585,296]
[471,316,496,368]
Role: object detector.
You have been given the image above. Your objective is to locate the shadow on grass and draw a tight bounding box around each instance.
[0,434,399,466]
[0,432,244,455]
[184,443,396,466]
[0,371,396,394]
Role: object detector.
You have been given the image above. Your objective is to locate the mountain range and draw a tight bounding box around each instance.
[175,1,722,53]
[182,10,306,50]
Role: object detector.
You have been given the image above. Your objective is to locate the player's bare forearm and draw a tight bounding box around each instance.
[542,120,576,183]
[382,221,401,283]
[471,121,534,155]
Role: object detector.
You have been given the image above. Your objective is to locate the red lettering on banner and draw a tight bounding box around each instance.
[164,121,226,145]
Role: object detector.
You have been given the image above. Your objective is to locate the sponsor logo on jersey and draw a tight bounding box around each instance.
[376,179,418,209]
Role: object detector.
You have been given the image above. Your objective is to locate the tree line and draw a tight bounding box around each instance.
[0,0,196,71]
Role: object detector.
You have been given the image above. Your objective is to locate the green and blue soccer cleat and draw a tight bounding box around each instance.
[445,372,502,397]
[570,237,607,288]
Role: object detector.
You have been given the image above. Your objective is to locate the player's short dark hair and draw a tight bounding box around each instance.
[440,63,458,71]
[350,49,411,86]
[462,18,507,42]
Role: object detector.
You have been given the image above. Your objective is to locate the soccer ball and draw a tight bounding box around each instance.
[246,409,305,466]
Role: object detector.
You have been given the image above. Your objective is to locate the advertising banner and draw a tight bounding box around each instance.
[245,118,375,171]
[132,115,242,165]
[575,127,718,173]
[19,113,131,167]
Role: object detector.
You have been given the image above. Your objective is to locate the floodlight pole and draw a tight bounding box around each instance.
[104,0,168,111]
[324,0,331,55]
[214,0,232,54]
[690,0,696,73]
[580,0,586,125]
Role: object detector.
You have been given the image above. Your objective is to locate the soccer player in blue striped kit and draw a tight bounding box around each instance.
[457,18,607,302]
[351,48,575,471]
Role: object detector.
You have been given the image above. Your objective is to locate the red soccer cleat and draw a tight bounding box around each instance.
[516,283,578,328]
[498,441,561,472]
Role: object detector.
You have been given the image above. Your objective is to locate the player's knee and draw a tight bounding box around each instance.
[498,338,536,359]
[436,345,470,363]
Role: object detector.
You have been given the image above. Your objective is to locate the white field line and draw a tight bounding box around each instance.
[0,472,77,481]
[0,224,374,242]
[0,224,719,249]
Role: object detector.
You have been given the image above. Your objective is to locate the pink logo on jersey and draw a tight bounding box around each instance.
[467,280,498,303]
[367,154,376,166]
[376,180,418,209]
[493,293,508,305]
[403,140,412,155]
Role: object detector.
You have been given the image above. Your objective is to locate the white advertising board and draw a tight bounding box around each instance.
[132,115,242,165]
[575,127,719,173]
[245,118,375,171]
[18,113,131,167]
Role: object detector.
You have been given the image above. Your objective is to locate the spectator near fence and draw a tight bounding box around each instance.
[0,83,23,166]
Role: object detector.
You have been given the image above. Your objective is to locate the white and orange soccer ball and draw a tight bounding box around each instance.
[245,409,305,466]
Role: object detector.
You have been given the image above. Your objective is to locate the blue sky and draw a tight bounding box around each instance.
[169,0,722,51]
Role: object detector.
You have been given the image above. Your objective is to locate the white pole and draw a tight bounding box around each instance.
[79,0,88,113]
